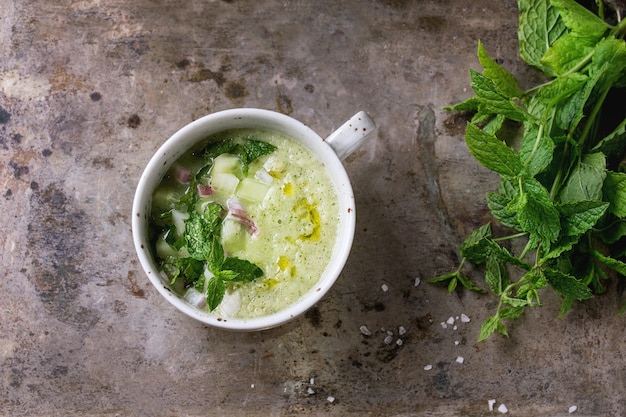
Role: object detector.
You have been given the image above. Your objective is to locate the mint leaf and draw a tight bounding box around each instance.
[478,315,507,342]
[477,41,521,98]
[526,72,589,131]
[215,270,240,282]
[591,37,626,89]
[541,32,596,75]
[208,235,225,274]
[591,250,626,277]
[514,178,561,243]
[459,223,493,263]
[597,219,626,245]
[593,115,626,156]
[465,123,523,177]
[517,0,566,75]
[487,179,522,230]
[543,267,593,300]
[498,304,526,319]
[204,138,239,160]
[519,123,555,177]
[185,211,216,260]
[558,200,609,236]
[604,171,626,218]
[485,254,509,295]
[241,139,277,166]
[550,0,610,39]
[206,277,228,312]
[445,96,481,112]
[559,152,606,203]
[470,70,527,122]
[162,256,205,286]
[223,257,264,282]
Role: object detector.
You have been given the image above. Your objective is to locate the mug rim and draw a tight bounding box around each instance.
[132,108,356,331]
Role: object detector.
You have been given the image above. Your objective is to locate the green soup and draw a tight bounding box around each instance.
[150,128,339,318]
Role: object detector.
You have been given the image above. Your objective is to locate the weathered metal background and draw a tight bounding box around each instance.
[1,1,624,416]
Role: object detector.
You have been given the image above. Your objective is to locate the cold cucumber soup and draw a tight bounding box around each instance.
[150,128,339,318]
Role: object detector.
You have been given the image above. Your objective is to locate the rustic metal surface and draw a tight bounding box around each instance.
[1,1,624,416]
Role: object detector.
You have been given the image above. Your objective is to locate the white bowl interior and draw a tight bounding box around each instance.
[132,109,356,330]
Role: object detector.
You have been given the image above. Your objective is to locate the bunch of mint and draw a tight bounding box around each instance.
[430,0,626,341]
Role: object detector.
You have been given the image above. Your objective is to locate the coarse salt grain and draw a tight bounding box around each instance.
[454,340,460,346]
[360,325,372,336]
[309,378,314,385]
[447,316,455,325]
[251,384,255,388]
[396,339,403,346]
[384,335,393,345]
[381,284,389,292]
[488,399,496,412]
[424,364,433,371]
[414,277,421,286]
[453,325,458,330]
[461,313,471,323]
[307,387,315,395]
[399,326,406,335]
[440,322,448,329]
[327,396,335,403]
[568,405,578,413]
[498,403,508,414]
[456,356,464,364]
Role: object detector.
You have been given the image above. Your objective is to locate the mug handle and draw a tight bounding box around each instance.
[325,111,376,160]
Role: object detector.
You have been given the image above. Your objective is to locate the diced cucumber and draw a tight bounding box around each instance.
[221,218,246,252]
[213,154,243,177]
[156,238,178,258]
[237,178,270,203]
[211,173,240,195]
[171,209,189,237]
[152,187,179,210]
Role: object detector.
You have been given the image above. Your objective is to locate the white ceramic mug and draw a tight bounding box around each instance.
[132,108,375,330]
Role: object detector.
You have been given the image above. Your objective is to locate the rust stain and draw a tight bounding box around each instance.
[49,66,89,95]
[127,270,146,298]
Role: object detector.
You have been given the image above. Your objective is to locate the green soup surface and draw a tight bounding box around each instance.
[150,128,339,318]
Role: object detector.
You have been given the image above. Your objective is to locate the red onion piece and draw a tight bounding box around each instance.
[226,198,258,236]
[173,165,191,183]
[197,184,213,196]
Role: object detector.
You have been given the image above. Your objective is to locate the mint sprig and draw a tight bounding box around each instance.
[431,0,626,341]
[156,137,274,312]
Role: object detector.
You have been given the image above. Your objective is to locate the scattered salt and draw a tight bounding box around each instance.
[307,387,315,395]
[454,340,460,346]
[384,335,393,345]
[488,399,496,411]
[396,339,403,346]
[360,325,372,336]
[309,378,314,385]
[414,277,421,286]
[398,326,406,335]
[327,396,335,403]
[447,316,455,325]
[440,322,448,329]
[424,364,433,371]
[456,356,464,364]
[568,405,578,413]
[453,325,458,331]
[498,403,508,414]
[461,313,471,323]
[251,384,255,389]
[381,284,389,292]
